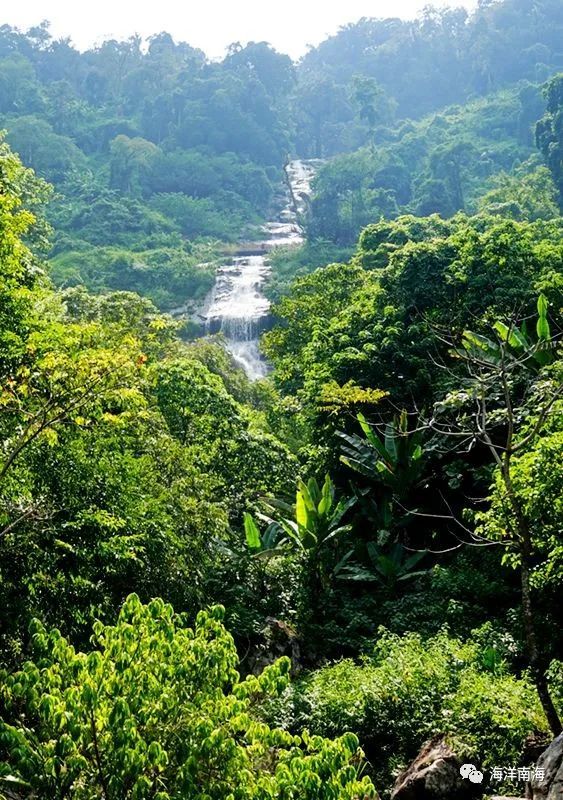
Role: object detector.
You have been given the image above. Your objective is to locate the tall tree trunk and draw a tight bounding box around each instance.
[520,545,562,736]
[502,453,562,736]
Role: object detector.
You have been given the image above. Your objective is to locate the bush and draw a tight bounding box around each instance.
[49,246,216,310]
[264,629,547,791]
[0,595,376,800]
[149,192,257,241]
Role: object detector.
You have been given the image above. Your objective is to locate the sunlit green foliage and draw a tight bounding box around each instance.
[0,30,287,310]
[295,0,563,155]
[50,245,216,310]
[0,133,51,376]
[478,163,559,220]
[0,595,376,799]
[267,629,547,790]
[154,358,297,518]
[266,214,563,415]
[0,143,288,662]
[476,404,563,591]
[306,90,538,245]
[1,4,563,793]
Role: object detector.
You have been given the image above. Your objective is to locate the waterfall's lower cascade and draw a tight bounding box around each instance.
[203,160,318,379]
[204,255,272,378]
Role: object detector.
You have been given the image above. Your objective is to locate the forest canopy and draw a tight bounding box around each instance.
[1,1,563,797]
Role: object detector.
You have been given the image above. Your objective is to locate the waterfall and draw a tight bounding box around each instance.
[204,255,272,379]
[203,159,318,380]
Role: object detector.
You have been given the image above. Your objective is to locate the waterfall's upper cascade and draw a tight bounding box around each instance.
[203,159,319,380]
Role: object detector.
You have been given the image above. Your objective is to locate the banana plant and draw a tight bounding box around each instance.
[243,475,355,586]
[338,410,425,496]
[336,541,428,592]
[243,512,281,556]
[260,475,356,553]
[458,294,555,369]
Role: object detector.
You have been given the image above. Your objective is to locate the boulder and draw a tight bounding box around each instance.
[523,733,552,765]
[530,733,563,800]
[246,617,301,676]
[391,735,484,800]
[489,797,526,800]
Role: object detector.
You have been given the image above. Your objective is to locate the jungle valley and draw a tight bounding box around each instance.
[1,1,563,797]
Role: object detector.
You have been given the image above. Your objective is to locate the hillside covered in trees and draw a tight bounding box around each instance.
[1,0,563,798]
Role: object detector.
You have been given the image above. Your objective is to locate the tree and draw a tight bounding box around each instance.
[0,141,227,656]
[0,135,50,381]
[0,297,214,654]
[478,417,563,592]
[109,135,159,195]
[0,54,44,114]
[428,299,562,734]
[266,214,563,418]
[224,42,295,100]
[429,140,476,212]
[536,73,563,208]
[154,358,297,519]
[5,116,88,183]
[353,76,394,152]
[0,303,146,489]
[294,77,338,158]
[262,261,369,395]
[477,164,559,220]
[0,594,376,799]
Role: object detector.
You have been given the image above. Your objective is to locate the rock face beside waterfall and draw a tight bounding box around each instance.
[202,159,318,380]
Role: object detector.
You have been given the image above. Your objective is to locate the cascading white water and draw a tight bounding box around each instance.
[203,160,318,380]
[204,255,272,379]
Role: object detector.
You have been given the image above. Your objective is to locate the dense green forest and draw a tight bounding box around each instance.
[1,0,563,797]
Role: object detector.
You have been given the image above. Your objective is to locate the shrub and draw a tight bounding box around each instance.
[265,629,547,790]
[0,595,376,800]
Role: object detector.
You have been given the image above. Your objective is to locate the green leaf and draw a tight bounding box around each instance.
[536,294,551,341]
[318,475,333,516]
[357,413,391,463]
[402,550,427,571]
[244,513,261,551]
[295,487,310,529]
[323,524,352,543]
[493,320,528,350]
[0,776,32,788]
[462,330,501,360]
[331,496,356,528]
[307,477,321,506]
[297,479,316,514]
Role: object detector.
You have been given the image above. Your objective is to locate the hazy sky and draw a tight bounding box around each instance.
[3,0,478,59]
